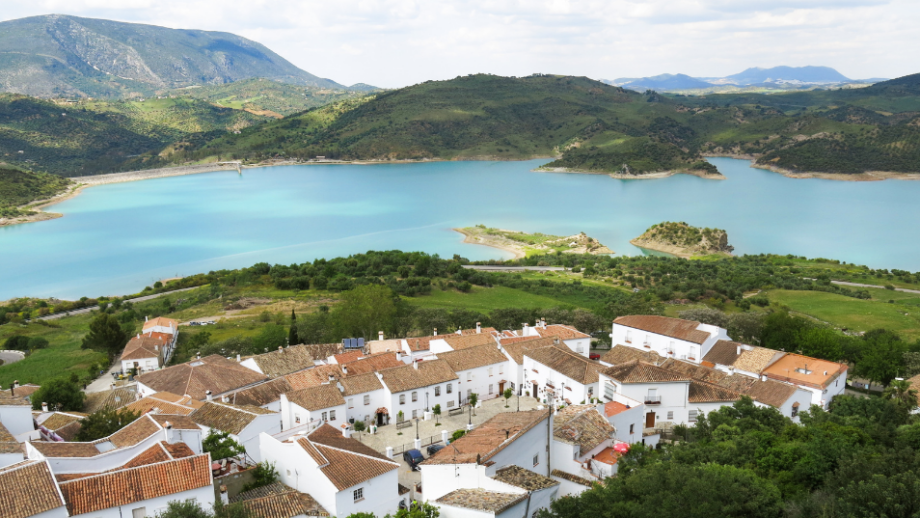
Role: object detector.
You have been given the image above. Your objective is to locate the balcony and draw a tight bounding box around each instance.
[644,395,661,405]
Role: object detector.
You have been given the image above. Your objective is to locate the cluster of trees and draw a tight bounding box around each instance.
[541,395,920,518]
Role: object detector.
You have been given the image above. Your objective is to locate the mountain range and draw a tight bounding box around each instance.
[605,66,882,92]
[0,14,368,99]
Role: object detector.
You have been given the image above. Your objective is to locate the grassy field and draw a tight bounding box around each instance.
[766,289,920,341]
[0,316,107,388]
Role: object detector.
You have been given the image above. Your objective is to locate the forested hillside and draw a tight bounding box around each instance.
[0,165,71,217]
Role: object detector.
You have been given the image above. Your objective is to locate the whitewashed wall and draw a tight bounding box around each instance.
[0,404,33,438]
[69,484,213,518]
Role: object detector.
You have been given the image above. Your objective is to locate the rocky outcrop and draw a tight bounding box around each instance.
[630,222,733,258]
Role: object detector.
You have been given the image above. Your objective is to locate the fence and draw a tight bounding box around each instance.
[389,434,444,456]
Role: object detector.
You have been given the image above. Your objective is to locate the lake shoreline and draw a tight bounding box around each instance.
[534,166,726,181]
[453,228,526,259]
[702,153,920,182]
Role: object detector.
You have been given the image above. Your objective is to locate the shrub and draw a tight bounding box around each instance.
[451,429,466,441]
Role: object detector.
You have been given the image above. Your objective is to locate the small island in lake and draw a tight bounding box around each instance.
[455,225,613,258]
[630,221,734,258]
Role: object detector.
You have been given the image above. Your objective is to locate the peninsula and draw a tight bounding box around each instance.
[630,221,734,258]
[455,225,613,258]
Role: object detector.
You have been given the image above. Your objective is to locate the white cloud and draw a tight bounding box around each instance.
[0,0,916,87]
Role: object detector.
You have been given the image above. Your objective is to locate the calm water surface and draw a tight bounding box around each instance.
[1,157,918,300]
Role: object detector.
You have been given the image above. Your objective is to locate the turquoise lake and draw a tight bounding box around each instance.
[1,157,919,300]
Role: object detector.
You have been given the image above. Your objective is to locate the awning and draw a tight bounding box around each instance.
[376,407,389,415]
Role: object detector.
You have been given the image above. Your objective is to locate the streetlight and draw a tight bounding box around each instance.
[425,392,429,412]
[468,403,472,427]
[415,418,420,440]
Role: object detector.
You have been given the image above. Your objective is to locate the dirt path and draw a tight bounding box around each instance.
[806,279,920,295]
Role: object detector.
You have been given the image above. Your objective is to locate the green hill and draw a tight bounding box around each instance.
[0,165,71,217]
[0,14,353,99]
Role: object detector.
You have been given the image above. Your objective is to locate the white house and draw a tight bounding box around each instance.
[280,384,346,431]
[599,394,647,445]
[760,353,848,409]
[120,332,170,374]
[611,315,731,365]
[523,321,592,357]
[434,488,531,518]
[0,460,68,518]
[260,423,402,517]
[189,401,281,463]
[339,372,388,427]
[239,344,318,378]
[0,391,36,441]
[717,374,814,423]
[376,359,460,420]
[497,337,560,397]
[135,354,269,401]
[142,316,179,336]
[701,340,786,378]
[420,409,554,503]
[551,405,618,487]
[0,422,24,469]
[599,361,693,429]
[437,344,512,403]
[523,347,604,407]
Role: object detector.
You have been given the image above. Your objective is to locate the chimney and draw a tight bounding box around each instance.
[761,374,767,382]
[165,421,174,443]
[279,346,284,354]
[541,318,546,329]
[433,328,438,336]
[413,360,419,370]
[110,383,115,391]
[342,365,348,375]
[236,354,241,362]
[137,334,140,339]
[145,316,148,322]
[737,345,741,355]
[328,374,335,382]
[155,344,159,352]
[13,380,19,389]
[196,352,201,360]
[379,331,385,341]
[222,395,229,403]
[219,485,229,505]
[42,402,49,412]
[206,390,213,402]
[476,322,481,334]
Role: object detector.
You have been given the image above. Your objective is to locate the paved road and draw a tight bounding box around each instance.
[38,286,202,321]
[829,280,920,295]
[463,265,566,272]
[0,351,25,366]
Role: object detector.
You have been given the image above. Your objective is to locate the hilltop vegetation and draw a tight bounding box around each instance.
[0,165,72,218]
[631,222,733,258]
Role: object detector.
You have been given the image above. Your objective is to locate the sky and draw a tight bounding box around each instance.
[1,0,917,88]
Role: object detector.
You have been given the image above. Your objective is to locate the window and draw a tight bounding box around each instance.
[321,412,328,421]
[447,383,453,394]
[400,394,406,405]
[688,410,698,423]
[435,386,441,396]
[348,398,354,409]
[629,424,635,434]
[354,488,364,502]
[467,389,472,400]
[447,400,455,408]
[488,367,494,377]
[489,384,494,395]
[467,371,472,382]
[132,507,147,518]
[331,410,337,421]
[364,395,370,405]
[295,413,301,424]
[689,347,698,360]
[626,330,632,343]
[533,454,539,467]
[412,409,417,419]
[412,391,418,402]
[667,411,673,420]
[604,383,615,401]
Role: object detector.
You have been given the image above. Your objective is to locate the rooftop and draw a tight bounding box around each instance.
[593,446,621,466]
[124,392,202,417]
[121,333,168,361]
[499,337,561,364]
[233,482,329,518]
[248,345,317,378]
[339,372,384,396]
[659,358,727,383]
[424,409,550,465]
[333,351,364,364]
[135,354,268,401]
[286,384,345,412]
[761,353,848,389]
[535,324,590,341]
[492,465,559,491]
[551,469,593,487]
[601,345,662,366]
[441,333,498,351]
[436,488,528,514]
[688,380,741,403]
[378,359,458,393]
[0,461,66,518]
[602,360,690,384]
[0,422,21,454]
[190,401,277,435]
[525,346,603,385]
[603,400,631,417]
[341,352,404,375]
[142,316,178,331]
[717,374,799,408]
[285,364,344,391]
[702,340,783,374]
[553,405,615,455]
[82,385,137,414]
[230,378,293,407]
[614,315,711,344]
[437,343,509,372]
[292,424,398,491]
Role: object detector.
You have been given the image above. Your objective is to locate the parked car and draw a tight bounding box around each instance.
[589,353,601,360]
[426,444,445,456]
[403,449,424,470]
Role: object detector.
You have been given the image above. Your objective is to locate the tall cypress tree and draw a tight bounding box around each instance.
[288,309,299,346]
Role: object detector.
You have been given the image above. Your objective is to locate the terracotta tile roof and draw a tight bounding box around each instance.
[688,380,741,403]
[593,446,621,466]
[442,333,497,351]
[251,345,319,378]
[378,359,458,393]
[602,360,690,384]
[457,327,497,336]
[405,335,438,352]
[601,345,662,366]
[524,347,604,385]
[702,341,783,374]
[142,317,179,332]
[0,393,31,406]
[553,405,615,455]
[59,454,212,515]
[124,393,202,416]
[0,461,66,518]
[231,378,293,407]
[122,334,168,362]
[339,372,383,396]
[299,343,345,361]
[8,384,41,398]
[659,358,727,383]
[492,465,559,491]
[294,424,398,491]
[135,354,268,400]
[614,316,711,344]
[148,414,201,430]
[437,344,509,372]
[436,489,527,513]
[162,441,195,458]
[535,324,590,341]
[603,401,630,417]
[424,409,550,465]
[285,364,344,391]
[121,443,172,468]
[551,469,594,487]
[38,411,86,431]
[333,351,364,364]
[500,337,563,364]
[762,353,848,390]
[701,340,744,367]
[0,422,21,454]
[716,375,799,408]
[82,386,137,414]
[109,414,161,447]
[286,384,345,412]
[342,352,404,375]
[234,482,329,518]
[191,401,277,435]
[30,441,104,458]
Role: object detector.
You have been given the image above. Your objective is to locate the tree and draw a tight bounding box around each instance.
[241,461,279,492]
[288,309,299,345]
[884,379,918,410]
[336,284,398,339]
[3,335,30,351]
[432,404,441,425]
[75,407,141,441]
[155,500,255,518]
[469,392,478,415]
[857,329,908,386]
[202,430,246,461]
[395,502,440,518]
[81,313,128,360]
[27,337,49,350]
[32,378,84,411]
[503,388,513,407]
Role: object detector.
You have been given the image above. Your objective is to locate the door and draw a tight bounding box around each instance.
[645,411,655,428]
[498,382,505,395]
